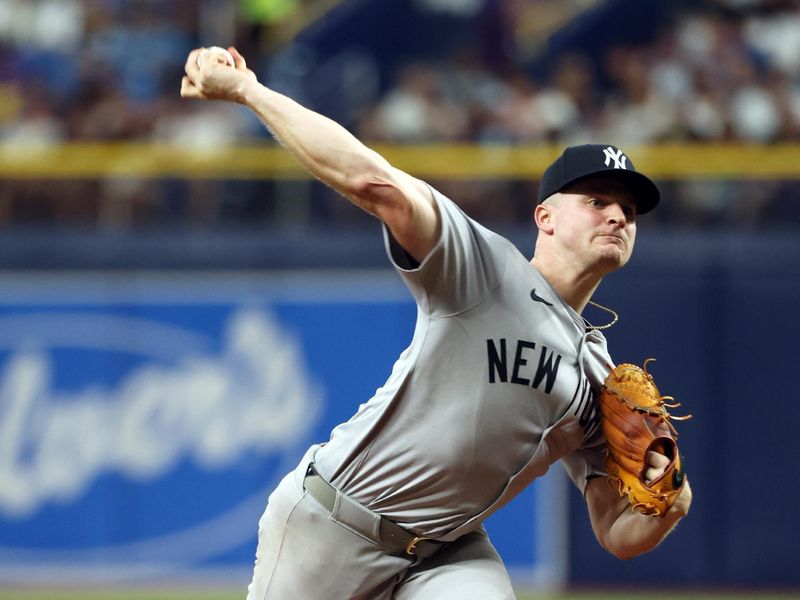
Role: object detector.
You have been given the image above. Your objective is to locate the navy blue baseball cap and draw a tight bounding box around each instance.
[537,144,660,214]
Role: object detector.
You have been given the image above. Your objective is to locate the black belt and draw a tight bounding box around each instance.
[303,463,442,558]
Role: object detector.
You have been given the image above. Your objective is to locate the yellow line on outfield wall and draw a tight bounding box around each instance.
[1,142,799,179]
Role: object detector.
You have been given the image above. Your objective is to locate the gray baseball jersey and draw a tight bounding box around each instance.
[313,187,612,541]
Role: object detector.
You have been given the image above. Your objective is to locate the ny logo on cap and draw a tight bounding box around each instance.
[603,146,628,169]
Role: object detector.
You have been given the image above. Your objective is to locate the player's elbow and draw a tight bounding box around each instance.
[599,531,660,561]
[605,544,639,561]
[598,535,641,560]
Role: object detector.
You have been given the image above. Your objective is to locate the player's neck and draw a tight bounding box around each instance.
[530,255,603,314]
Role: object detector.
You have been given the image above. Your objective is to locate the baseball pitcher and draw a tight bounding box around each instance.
[180,46,692,600]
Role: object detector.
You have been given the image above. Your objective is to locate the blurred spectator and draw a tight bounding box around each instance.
[596,46,679,143]
[361,63,470,142]
[0,0,84,52]
[1,76,65,145]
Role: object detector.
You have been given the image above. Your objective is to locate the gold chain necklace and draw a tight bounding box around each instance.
[584,300,619,331]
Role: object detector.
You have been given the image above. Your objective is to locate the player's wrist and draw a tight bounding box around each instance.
[234,77,263,106]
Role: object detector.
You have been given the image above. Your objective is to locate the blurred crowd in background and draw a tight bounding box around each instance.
[0,0,799,235]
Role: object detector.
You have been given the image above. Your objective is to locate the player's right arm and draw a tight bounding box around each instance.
[180,47,439,263]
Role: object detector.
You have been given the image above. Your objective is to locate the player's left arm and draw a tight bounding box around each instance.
[584,452,692,559]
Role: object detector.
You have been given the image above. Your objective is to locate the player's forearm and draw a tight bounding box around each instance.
[604,500,688,559]
[238,79,388,199]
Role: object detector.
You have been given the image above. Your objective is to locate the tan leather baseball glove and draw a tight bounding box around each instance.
[599,359,691,517]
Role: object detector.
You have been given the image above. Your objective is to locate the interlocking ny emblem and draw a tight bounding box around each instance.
[603,146,628,169]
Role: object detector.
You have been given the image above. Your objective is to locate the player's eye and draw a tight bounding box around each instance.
[621,204,636,220]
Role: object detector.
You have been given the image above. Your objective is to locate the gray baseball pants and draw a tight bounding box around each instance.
[245,445,517,599]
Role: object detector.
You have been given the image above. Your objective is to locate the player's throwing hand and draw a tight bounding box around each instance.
[181,46,257,104]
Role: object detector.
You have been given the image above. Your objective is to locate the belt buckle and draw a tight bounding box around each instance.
[405,535,431,556]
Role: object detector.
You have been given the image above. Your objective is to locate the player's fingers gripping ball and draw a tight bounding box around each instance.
[599,358,692,517]
[196,46,235,69]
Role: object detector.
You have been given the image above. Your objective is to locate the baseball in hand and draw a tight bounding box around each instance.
[196,46,235,69]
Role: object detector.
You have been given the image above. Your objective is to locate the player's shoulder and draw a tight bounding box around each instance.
[427,185,513,244]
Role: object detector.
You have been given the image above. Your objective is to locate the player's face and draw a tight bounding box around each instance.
[549,179,638,272]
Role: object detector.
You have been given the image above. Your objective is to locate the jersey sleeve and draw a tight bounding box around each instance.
[559,432,608,495]
[382,186,508,316]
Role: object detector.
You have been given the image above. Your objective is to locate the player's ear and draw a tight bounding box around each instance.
[534,200,556,234]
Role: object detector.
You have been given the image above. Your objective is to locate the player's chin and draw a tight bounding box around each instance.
[596,247,631,272]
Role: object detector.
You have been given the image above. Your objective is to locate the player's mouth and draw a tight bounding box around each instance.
[596,233,626,247]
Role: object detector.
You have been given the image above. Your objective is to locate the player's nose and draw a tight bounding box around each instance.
[605,203,627,226]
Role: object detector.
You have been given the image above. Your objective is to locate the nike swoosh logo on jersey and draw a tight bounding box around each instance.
[530,288,554,307]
